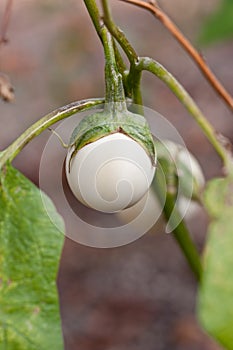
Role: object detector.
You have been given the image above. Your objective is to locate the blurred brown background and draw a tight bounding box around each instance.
[1,0,233,349]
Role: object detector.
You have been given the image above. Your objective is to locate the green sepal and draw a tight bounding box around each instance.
[69,109,156,169]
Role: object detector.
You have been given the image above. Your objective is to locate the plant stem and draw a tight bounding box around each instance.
[113,40,128,77]
[83,0,130,98]
[119,0,233,112]
[137,57,233,172]
[154,166,203,281]
[128,64,143,107]
[0,98,104,169]
[101,0,143,106]
[83,0,103,38]
[101,26,126,107]
[83,0,127,109]
[101,0,138,64]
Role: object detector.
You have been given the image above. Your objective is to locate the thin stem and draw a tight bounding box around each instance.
[137,57,233,172]
[101,0,138,65]
[85,0,143,105]
[0,98,104,168]
[84,0,130,97]
[101,0,144,106]
[154,166,203,281]
[83,0,102,38]
[113,39,127,76]
[113,40,131,98]
[83,1,127,107]
[119,0,233,111]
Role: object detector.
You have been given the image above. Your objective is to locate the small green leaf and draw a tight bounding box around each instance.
[198,0,233,46]
[198,176,233,349]
[0,165,64,350]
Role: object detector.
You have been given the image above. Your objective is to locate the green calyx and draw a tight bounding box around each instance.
[68,108,156,169]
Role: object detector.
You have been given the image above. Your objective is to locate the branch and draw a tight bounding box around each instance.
[83,0,133,100]
[83,0,103,39]
[119,0,233,111]
[101,0,138,64]
[0,98,104,168]
[101,0,143,106]
[137,57,233,173]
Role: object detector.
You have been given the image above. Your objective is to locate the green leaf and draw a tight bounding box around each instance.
[198,176,233,349]
[0,165,64,350]
[198,0,233,46]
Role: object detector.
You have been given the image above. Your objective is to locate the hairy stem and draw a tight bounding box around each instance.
[0,98,104,169]
[119,0,233,111]
[137,57,233,172]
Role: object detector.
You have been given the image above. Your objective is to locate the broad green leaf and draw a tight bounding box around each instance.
[198,0,233,46]
[0,164,64,350]
[198,176,233,349]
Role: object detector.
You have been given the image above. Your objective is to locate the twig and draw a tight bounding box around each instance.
[84,0,133,99]
[0,0,13,47]
[0,98,104,168]
[83,0,102,39]
[137,57,233,173]
[101,0,143,106]
[101,0,138,64]
[119,0,233,111]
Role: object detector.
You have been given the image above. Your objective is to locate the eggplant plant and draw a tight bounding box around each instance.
[1,1,233,349]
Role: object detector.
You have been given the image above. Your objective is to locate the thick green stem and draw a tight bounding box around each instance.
[128,64,143,108]
[101,26,126,108]
[0,98,104,169]
[137,57,233,173]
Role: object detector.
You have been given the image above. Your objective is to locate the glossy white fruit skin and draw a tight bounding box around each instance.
[65,133,156,213]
